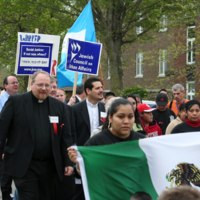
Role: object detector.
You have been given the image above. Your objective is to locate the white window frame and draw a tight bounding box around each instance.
[136,26,143,35]
[135,52,143,77]
[158,49,167,77]
[186,26,195,65]
[159,15,168,32]
[136,12,143,35]
[186,81,195,100]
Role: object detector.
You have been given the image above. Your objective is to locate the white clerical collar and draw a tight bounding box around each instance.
[38,100,44,103]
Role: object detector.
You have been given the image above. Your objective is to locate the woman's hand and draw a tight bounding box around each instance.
[67,147,78,163]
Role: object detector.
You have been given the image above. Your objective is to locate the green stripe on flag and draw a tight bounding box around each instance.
[78,140,158,200]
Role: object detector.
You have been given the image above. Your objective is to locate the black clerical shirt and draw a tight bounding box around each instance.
[32,94,52,160]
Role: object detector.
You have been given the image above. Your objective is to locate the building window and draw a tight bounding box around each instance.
[159,15,168,32]
[186,81,195,100]
[136,26,143,35]
[187,26,195,65]
[158,49,167,77]
[135,52,143,77]
[136,12,143,35]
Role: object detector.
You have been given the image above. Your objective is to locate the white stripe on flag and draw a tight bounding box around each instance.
[139,132,200,194]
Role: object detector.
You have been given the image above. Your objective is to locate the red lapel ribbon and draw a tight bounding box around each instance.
[53,123,58,135]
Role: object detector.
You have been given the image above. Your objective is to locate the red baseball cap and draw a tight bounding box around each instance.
[137,103,155,113]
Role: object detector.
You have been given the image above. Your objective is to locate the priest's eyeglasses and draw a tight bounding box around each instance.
[35,83,50,89]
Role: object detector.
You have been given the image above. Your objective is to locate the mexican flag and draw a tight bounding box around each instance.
[76,132,200,200]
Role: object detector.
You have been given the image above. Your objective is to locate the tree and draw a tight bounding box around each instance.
[0,0,75,90]
[90,0,200,94]
[0,0,200,93]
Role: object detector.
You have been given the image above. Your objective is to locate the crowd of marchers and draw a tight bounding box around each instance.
[0,71,200,200]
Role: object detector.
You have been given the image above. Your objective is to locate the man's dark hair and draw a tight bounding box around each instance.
[159,88,168,93]
[76,84,84,95]
[130,191,152,200]
[185,100,200,112]
[3,75,17,86]
[3,76,8,85]
[84,77,103,94]
[104,91,116,98]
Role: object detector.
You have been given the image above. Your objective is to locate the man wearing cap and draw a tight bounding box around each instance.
[153,93,176,134]
[137,103,162,137]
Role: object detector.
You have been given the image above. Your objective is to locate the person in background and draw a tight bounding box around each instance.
[0,70,74,200]
[153,93,176,134]
[56,88,67,104]
[66,85,86,106]
[0,75,19,200]
[158,186,200,200]
[134,94,142,104]
[168,83,189,116]
[49,76,57,98]
[75,84,86,103]
[137,103,162,137]
[130,191,152,200]
[159,88,169,102]
[104,91,116,104]
[171,100,200,133]
[0,75,19,112]
[126,94,143,133]
[159,88,168,96]
[0,86,4,94]
[165,103,186,134]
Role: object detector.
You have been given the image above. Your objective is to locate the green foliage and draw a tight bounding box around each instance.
[120,86,148,99]
[0,0,200,92]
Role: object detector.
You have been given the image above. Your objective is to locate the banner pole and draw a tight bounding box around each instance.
[27,28,39,91]
[72,72,78,96]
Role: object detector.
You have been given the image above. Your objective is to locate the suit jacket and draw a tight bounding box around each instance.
[72,100,105,145]
[0,92,73,180]
[75,95,81,104]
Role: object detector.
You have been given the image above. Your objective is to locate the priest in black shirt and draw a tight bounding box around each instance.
[0,70,74,200]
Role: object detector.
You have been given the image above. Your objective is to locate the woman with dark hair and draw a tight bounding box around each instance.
[68,98,144,151]
[165,103,186,134]
[171,100,200,133]
[68,98,145,200]
[126,94,144,133]
[85,98,145,146]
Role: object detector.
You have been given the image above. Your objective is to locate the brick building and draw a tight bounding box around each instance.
[103,17,200,101]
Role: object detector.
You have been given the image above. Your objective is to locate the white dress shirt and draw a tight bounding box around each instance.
[0,90,9,112]
[86,99,99,133]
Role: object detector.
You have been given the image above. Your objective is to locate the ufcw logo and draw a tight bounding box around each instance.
[70,42,81,61]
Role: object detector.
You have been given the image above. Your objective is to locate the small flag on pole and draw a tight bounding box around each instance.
[57,0,96,88]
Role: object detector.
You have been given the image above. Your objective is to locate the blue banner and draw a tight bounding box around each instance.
[66,38,102,75]
[56,0,96,88]
[17,42,52,75]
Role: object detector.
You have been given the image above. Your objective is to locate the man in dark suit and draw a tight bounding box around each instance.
[71,77,105,200]
[0,70,74,200]
[72,77,105,145]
